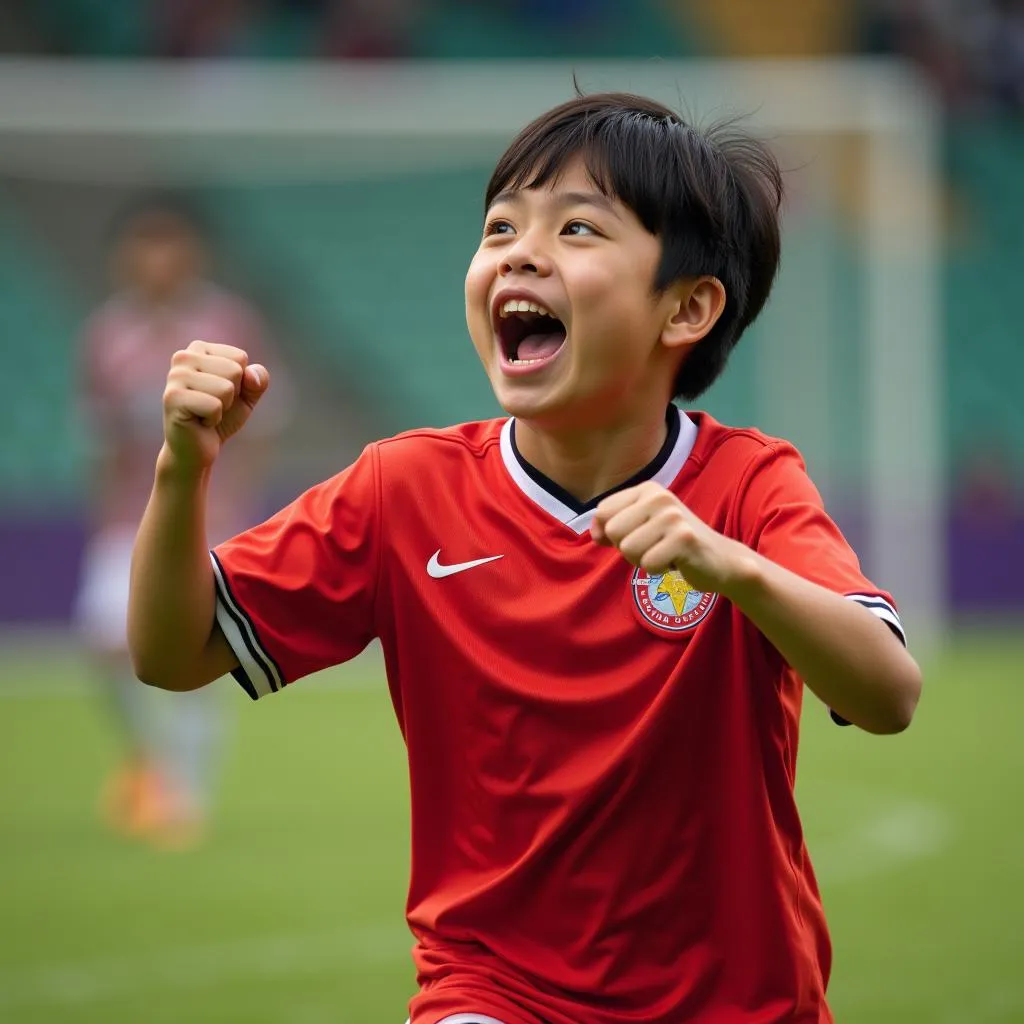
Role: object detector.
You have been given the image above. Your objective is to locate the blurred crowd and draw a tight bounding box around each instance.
[12,0,653,61]
[5,1,1022,111]
[864,0,1024,112]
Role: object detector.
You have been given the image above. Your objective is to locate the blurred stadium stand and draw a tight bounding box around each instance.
[0,0,1022,623]
[205,171,499,430]
[0,194,82,500]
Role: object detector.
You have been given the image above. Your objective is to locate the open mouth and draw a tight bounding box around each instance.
[496,299,567,367]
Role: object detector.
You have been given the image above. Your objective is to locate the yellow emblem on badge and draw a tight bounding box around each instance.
[655,571,698,617]
[632,567,717,634]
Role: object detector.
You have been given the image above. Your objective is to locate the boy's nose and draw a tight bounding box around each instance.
[500,256,538,275]
[499,236,551,277]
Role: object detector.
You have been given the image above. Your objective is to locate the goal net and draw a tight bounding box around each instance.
[0,58,945,651]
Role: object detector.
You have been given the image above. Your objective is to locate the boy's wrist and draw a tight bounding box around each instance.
[718,541,768,607]
[155,443,210,490]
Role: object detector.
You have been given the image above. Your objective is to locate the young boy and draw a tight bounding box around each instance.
[128,94,922,1023]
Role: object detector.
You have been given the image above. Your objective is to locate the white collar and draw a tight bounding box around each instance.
[499,406,698,534]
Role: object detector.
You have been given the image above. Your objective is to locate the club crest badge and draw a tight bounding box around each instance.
[632,568,717,633]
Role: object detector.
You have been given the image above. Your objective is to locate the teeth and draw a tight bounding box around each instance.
[509,357,544,365]
[499,298,553,319]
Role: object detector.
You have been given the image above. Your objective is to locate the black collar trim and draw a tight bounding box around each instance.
[498,406,697,535]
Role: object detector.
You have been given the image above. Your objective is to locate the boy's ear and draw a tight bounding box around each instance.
[660,276,726,352]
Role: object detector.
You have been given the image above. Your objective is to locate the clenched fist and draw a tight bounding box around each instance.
[591,481,752,598]
[161,340,270,473]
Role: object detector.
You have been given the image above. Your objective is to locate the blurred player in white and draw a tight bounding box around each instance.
[75,196,288,847]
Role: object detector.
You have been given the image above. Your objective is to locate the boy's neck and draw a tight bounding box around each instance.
[513,408,670,506]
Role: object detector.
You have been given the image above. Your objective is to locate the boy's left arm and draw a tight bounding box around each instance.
[592,481,922,735]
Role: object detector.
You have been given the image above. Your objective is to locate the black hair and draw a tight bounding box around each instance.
[485,92,784,400]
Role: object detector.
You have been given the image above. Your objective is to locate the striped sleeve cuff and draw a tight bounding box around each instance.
[831,593,908,726]
[210,551,284,700]
[845,592,907,647]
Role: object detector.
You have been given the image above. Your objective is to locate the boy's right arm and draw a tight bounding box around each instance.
[127,340,271,690]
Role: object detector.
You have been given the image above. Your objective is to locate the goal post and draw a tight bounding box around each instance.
[0,58,945,653]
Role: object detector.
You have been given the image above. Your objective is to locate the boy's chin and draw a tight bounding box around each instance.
[490,379,579,426]
[491,380,557,420]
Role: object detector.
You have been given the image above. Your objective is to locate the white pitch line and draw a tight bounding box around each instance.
[0,639,386,698]
[1,801,952,1011]
[0,678,89,698]
[0,669,381,700]
[811,798,953,886]
[0,924,411,1010]
[937,984,1024,1023]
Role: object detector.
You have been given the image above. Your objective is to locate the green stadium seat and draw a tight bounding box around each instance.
[0,192,86,505]
[944,119,1024,466]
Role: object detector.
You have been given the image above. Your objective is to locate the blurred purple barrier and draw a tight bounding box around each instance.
[0,509,1022,625]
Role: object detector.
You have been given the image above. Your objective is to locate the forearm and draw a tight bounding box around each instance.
[127,445,219,690]
[724,547,922,734]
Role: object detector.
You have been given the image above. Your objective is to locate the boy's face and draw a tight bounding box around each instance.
[466,157,681,427]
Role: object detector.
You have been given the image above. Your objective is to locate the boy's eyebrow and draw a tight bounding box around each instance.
[488,189,622,219]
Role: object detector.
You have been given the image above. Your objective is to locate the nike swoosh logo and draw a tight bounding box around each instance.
[426,549,504,578]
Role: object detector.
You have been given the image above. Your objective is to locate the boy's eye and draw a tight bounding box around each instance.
[562,220,598,237]
[484,220,514,237]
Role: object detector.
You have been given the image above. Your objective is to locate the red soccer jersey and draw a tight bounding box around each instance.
[212,408,905,1024]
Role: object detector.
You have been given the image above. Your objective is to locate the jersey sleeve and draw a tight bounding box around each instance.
[737,443,907,724]
[211,443,382,699]
[737,442,906,645]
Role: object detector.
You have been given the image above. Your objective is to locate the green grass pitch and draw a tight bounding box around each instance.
[1,630,1022,1023]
